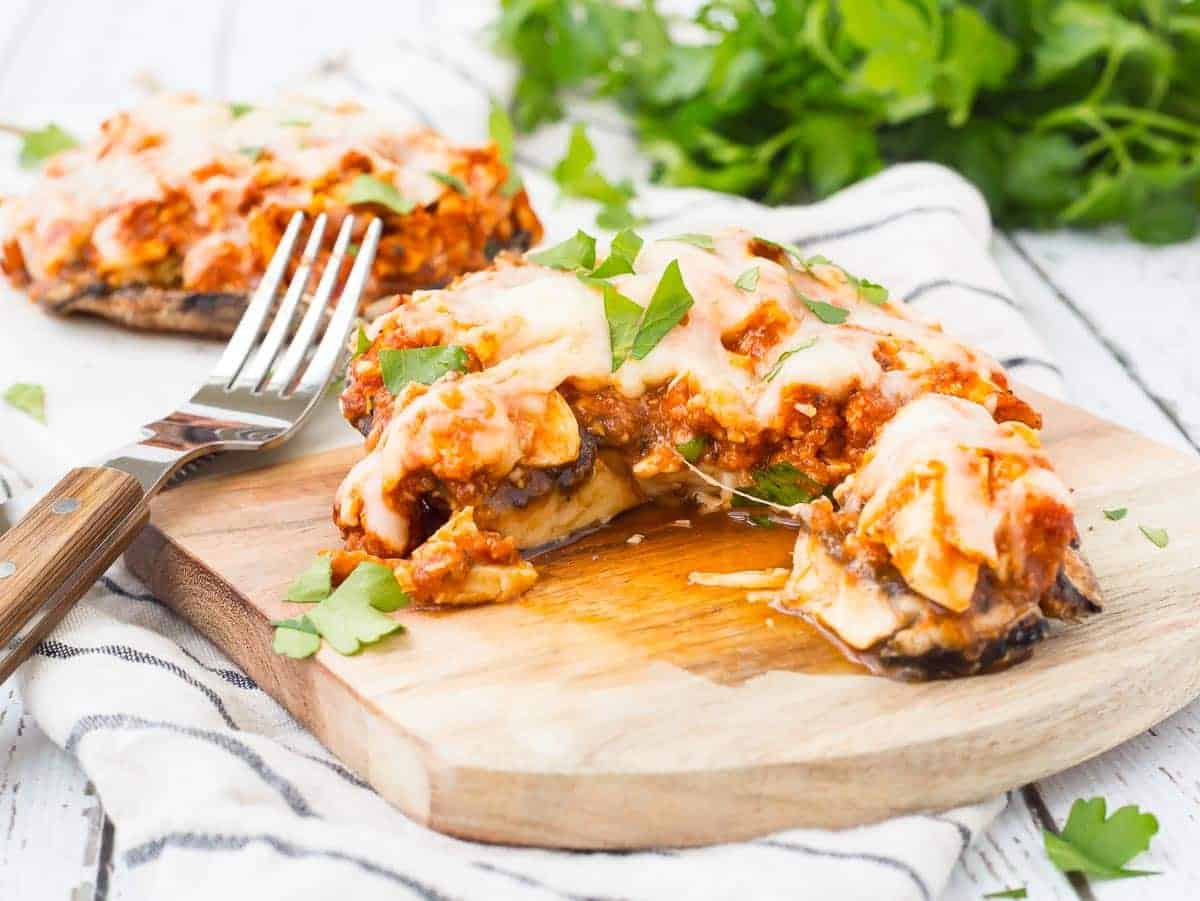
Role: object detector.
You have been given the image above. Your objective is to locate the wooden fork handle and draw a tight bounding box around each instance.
[0,467,147,683]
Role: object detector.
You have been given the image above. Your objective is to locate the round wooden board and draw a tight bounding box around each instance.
[127,394,1200,848]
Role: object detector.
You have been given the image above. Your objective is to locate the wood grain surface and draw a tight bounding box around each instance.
[125,393,1200,849]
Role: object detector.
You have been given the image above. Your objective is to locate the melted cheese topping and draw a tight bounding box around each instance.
[335,227,1020,553]
[0,94,464,290]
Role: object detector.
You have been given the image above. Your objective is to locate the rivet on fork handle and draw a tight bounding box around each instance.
[0,467,147,682]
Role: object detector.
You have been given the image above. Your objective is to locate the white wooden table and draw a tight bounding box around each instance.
[1,2,1198,898]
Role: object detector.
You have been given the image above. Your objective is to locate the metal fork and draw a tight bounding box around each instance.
[0,212,380,682]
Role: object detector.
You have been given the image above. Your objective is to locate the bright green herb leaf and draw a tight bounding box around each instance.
[590,228,643,279]
[803,298,850,325]
[853,277,889,304]
[306,562,410,655]
[280,118,311,128]
[551,124,636,228]
[529,230,597,270]
[602,283,644,371]
[755,236,808,265]
[663,233,714,251]
[379,346,469,395]
[237,146,264,162]
[228,102,254,119]
[983,889,1026,900]
[286,555,332,603]
[345,174,415,216]
[596,203,640,230]
[1139,526,1169,548]
[272,615,321,659]
[1103,507,1128,521]
[734,266,759,291]
[18,124,78,169]
[353,324,371,357]
[740,462,824,507]
[675,435,709,463]
[1043,797,1159,880]
[429,170,468,194]
[748,514,774,528]
[764,338,818,382]
[804,254,832,267]
[488,99,523,197]
[631,259,693,360]
[2,382,46,423]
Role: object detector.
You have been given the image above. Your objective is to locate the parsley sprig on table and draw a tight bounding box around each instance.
[496,0,1200,243]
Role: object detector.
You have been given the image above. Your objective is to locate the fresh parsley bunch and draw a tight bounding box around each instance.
[495,0,1200,243]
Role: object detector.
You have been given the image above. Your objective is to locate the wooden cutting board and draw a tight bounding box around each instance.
[125,394,1200,848]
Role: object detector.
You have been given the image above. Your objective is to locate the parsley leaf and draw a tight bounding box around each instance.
[379,346,469,395]
[488,99,523,197]
[803,298,850,325]
[740,462,824,507]
[852,277,889,304]
[529,230,597,270]
[18,124,78,169]
[228,102,254,118]
[272,615,321,659]
[631,259,693,360]
[345,174,414,216]
[1139,525,1168,548]
[602,283,643,371]
[675,436,709,463]
[1103,507,1128,521]
[590,228,644,279]
[429,170,468,194]
[286,555,332,603]
[352,324,371,357]
[764,338,817,382]
[734,266,759,291]
[3,382,46,423]
[983,889,1026,900]
[1044,797,1159,880]
[237,146,264,162]
[663,233,714,251]
[306,562,410,655]
[552,124,636,228]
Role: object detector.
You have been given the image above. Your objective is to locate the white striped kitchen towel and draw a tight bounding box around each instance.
[10,7,1062,901]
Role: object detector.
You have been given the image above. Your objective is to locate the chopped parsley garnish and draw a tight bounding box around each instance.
[853,276,889,304]
[734,266,759,291]
[803,298,850,325]
[1103,507,1128,521]
[272,615,321,658]
[1044,797,1158,880]
[345,174,415,216]
[803,254,831,267]
[1139,525,1168,548]
[740,462,824,507]
[280,118,311,127]
[379,346,469,394]
[228,102,254,118]
[3,382,46,423]
[286,555,332,603]
[552,124,636,229]
[663,233,715,251]
[237,146,264,162]
[631,259,694,360]
[488,99,523,197]
[17,124,78,169]
[352,324,371,357]
[764,338,818,382]
[590,228,643,278]
[429,170,468,194]
[755,236,808,264]
[675,436,709,463]
[983,889,1026,900]
[529,230,598,270]
[602,284,643,371]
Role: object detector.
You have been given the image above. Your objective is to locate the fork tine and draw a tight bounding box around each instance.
[266,214,355,395]
[210,211,305,387]
[236,213,328,390]
[295,217,382,398]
